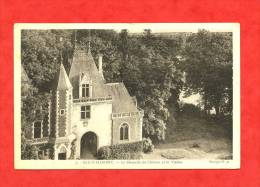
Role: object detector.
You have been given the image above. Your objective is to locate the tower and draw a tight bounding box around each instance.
[55,63,73,137]
[49,62,74,160]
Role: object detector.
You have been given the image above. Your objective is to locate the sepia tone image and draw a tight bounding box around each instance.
[15,24,240,168]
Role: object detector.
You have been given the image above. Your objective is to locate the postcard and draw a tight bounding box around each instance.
[14,23,240,169]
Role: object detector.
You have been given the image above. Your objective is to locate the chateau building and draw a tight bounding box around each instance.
[25,44,144,160]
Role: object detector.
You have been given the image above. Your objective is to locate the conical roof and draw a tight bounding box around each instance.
[55,63,72,90]
[21,65,30,83]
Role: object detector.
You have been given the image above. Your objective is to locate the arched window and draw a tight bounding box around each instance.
[120,123,129,140]
[33,121,42,139]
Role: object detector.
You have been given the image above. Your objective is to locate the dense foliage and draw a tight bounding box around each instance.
[181,30,233,116]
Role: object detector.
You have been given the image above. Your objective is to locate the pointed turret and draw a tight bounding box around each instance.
[49,62,73,141]
[21,65,30,84]
[21,65,31,97]
[57,63,72,90]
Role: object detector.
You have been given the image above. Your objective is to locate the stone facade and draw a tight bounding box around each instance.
[26,44,144,160]
[112,115,143,145]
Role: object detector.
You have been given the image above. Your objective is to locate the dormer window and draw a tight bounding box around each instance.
[79,73,92,98]
[82,84,89,97]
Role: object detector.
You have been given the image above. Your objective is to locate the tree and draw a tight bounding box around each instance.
[182,30,233,117]
[21,30,74,92]
[117,32,184,143]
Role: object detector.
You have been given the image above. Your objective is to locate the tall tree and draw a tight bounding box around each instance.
[118,31,184,142]
[182,30,233,116]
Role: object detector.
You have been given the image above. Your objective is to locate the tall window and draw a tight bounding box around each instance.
[120,123,129,140]
[81,106,91,119]
[82,84,89,97]
[34,121,42,139]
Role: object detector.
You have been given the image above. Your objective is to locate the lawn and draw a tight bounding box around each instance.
[142,114,233,160]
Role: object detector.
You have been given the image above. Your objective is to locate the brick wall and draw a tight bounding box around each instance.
[58,90,67,137]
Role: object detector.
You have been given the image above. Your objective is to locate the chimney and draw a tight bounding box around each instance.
[98,54,104,79]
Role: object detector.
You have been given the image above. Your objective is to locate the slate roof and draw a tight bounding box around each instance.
[21,65,31,95]
[69,46,108,98]
[106,83,139,113]
[53,44,140,114]
[57,63,72,90]
[21,65,30,83]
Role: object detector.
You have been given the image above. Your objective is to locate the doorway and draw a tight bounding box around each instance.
[80,131,98,159]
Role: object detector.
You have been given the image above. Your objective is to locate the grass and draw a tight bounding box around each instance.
[142,113,233,160]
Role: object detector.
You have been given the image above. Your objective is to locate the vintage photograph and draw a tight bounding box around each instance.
[14,23,240,169]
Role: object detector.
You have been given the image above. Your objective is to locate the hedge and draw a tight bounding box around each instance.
[97,141,143,160]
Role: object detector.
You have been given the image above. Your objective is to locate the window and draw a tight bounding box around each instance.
[60,109,65,115]
[120,123,129,140]
[82,84,89,97]
[81,106,91,119]
[34,121,42,139]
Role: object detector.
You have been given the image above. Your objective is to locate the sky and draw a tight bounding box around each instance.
[179,92,202,105]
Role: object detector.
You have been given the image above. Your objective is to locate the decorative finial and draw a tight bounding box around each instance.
[59,37,63,63]
[74,30,77,43]
[74,30,79,51]
[88,40,91,53]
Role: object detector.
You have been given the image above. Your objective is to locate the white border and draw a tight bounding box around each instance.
[14,23,240,169]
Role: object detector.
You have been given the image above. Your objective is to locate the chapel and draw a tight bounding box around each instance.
[26,42,143,160]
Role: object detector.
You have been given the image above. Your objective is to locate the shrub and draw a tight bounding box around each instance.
[142,138,154,153]
[97,141,143,160]
[97,146,111,159]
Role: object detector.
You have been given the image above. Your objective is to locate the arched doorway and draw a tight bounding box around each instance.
[80,131,98,159]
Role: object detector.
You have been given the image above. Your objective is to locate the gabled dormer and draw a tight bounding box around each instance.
[68,42,109,99]
[79,72,92,98]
